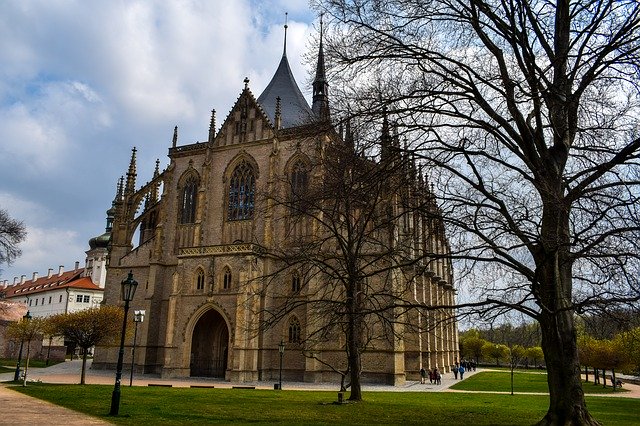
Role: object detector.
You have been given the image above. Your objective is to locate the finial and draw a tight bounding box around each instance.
[115,176,124,201]
[275,96,282,130]
[283,12,288,56]
[244,77,250,90]
[209,109,217,142]
[172,126,178,148]
[125,147,137,194]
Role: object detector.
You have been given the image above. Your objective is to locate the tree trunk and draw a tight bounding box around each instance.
[537,310,600,425]
[23,341,31,387]
[602,370,607,388]
[584,366,588,383]
[612,369,616,392]
[81,350,88,385]
[346,279,363,401]
[534,192,600,425]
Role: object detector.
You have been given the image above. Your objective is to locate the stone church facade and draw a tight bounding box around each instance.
[93,27,459,384]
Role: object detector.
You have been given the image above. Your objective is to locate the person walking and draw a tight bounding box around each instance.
[453,363,459,380]
[458,364,465,380]
[420,367,427,384]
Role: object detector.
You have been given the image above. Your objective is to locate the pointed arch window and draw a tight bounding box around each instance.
[228,161,255,221]
[180,176,198,224]
[291,271,301,293]
[195,268,205,291]
[288,317,301,344]
[223,267,232,290]
[291,161,308,200]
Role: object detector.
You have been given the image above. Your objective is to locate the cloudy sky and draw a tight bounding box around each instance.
[0,0,319,282]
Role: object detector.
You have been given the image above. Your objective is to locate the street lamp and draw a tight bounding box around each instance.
[278,340,285,390]
[129,309,145,387]
[13,311,32,381]
[110,271,138,416]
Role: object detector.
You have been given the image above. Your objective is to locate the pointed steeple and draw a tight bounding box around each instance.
[283,12,288,57]
[312,14,330,121]
[257,16,313,128]
[172,126,178,148]
[125,147,137,194]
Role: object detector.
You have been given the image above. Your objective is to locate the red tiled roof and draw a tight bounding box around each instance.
[2,269,103,298]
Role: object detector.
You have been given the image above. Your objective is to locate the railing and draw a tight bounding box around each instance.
[179,243,263,257]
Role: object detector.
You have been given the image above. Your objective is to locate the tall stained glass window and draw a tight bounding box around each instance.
[228,161,255,221]
[180,176,198,224]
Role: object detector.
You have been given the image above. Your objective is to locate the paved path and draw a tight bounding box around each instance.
[0,384,111,425]
[0,359,477,392]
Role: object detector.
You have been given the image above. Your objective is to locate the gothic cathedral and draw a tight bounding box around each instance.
[93,25,459,385]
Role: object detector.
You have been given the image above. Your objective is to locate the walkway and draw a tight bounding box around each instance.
[0,384,110,425]
[1,359,477,392]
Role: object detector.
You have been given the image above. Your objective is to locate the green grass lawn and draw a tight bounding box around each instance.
[451,371,629,395]
[8,383,640,425]
[0,358,62,369]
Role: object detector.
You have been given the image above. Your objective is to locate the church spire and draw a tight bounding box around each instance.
[312,14,330,121]
[283,12,288,57]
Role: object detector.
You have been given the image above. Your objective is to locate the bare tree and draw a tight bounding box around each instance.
[0,208,26,275]
[253,123,457,401]
[318,0,640,423]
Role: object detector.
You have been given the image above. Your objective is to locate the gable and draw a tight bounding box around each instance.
[214,86,275,147]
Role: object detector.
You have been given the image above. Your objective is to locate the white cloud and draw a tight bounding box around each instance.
[1,226,84,282]
[0,80,111,172]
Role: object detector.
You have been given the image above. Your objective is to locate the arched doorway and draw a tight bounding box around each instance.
[190,309,229,377]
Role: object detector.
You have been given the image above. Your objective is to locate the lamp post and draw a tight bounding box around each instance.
[278,340,285,390]
[129,309,145,387]
[13,311,31,381]
[110,271,138,416]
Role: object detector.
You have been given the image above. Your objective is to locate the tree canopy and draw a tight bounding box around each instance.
[49,306,123,384]
[0,208,26,274]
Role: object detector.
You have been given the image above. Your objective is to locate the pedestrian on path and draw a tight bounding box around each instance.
[420,367,426,384]
[458,365,465,380]
[453,363,459,380]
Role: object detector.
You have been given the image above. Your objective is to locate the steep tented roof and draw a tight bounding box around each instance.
[257,53,313,129]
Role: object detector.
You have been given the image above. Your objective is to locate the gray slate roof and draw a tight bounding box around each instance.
[257,54,314,129]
